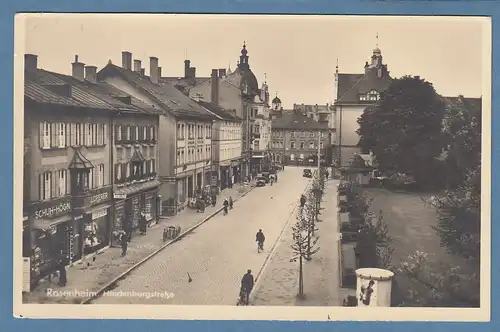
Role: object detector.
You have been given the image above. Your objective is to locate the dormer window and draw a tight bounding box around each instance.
[359,90,380,102]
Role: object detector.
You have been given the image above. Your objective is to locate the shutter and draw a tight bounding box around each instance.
[115,163,119,182]
[153,127,156,141]
[146,126,150,141]
[39,173,43,200]
[66,169,71,195]
[39,122,44,148]
[102,124,106,144]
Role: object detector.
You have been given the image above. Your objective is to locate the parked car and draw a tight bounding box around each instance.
[261,172,271,182]
[256,177,267,187]
[303,169,313,178]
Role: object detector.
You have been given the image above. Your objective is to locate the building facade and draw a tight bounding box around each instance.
[23,54,117,287]
[98,52,217,215]
[271,110,329,166]
[333,44,392,167]
[250,81,272,174]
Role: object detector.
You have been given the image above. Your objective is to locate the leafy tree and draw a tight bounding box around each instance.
[357,75,446,186]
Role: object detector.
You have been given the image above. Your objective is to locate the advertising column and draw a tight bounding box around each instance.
[355,268,394,307]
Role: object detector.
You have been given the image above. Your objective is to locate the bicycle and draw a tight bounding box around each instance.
[257,241,264,253]
[236,288,249,306]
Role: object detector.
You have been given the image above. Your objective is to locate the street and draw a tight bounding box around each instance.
[91,167,311,305]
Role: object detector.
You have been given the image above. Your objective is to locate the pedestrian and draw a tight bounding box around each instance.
[125,223,132,243]
[326,170,329,180]
[211,193,217,207]
[300,194,306,207]
[58,260,67,286]
[240,269,254,305]
[229,196,233,209]
[223,198,229,215]
[139,212,147,235]
[120,231,128,256]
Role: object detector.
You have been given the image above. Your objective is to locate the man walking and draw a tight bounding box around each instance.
[240,269,255,305]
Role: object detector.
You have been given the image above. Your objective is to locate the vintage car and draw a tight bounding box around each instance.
[256,177,267,187]
[303,169,313,178]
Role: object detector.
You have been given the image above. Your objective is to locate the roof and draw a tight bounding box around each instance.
[25,69,117,111]
[272,96,281,104]
[47,71,160,115]
[160,76,210,94]
[68,147,94,169]
[197,101,242,121]
[336,69,392,104]
[98,64,218,121]
[271,110,329,130]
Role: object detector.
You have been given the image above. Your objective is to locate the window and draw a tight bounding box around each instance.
[39,171,52,200]
[98,164,104,187]
[39,122,51,149]
[58,123,66,148]
[181,124,185,139]
[126,163,131,178]
[310,132,314,137]
[116,125,122,143]
[150,126,156,142]
[300,142,305,149]
[126,126,131,141]
[98,124,105,145]
[206,125,210,138]
[309,141,314,149]
[177,124,183,139]
[291,141,295,149]
[131,126,137,142]
[115,164,122,182]
[177,150,181,166]
[291,131,295,137]
[56,169,67,196]
[320,142,324,149]
[181,150,185,164]
[150,159,155,174]
[88,168,95,189]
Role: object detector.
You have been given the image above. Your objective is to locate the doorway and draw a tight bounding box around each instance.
[187,176,193,198]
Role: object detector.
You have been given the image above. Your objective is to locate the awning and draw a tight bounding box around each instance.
[114,179,161,197]
[32,214,73,230]
[252,155,265,159]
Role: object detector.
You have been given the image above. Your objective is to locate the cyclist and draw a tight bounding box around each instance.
[240,269,254,305]
[256,229,265,252]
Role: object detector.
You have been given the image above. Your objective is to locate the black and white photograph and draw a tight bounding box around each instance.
[14,14,490,321]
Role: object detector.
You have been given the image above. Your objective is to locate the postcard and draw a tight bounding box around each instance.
[13,13,491,321]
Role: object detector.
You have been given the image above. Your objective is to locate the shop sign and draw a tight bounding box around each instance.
[114,193,127,200]
[89,187,112,206]
[92,209,108,220]
[32,197,72,220]
[160,176,176,184]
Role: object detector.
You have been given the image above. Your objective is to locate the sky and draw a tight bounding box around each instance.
[18,14,487,109]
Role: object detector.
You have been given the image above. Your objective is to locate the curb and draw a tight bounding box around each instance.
[248,179,313,305]
[81,185,255,304]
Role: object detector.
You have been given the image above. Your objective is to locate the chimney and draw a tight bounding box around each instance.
[150,57,159,84]
[211,69,219,105]
[218,68,226,78]
[72,54,85,81]
[25,54,38,72]
[140,68,145,76]
[184,60,191,78]
[134,60,142,73]
[190,67,196,79]
[122,51,132,70]
[85,65,97,83]
[157,66,162,78]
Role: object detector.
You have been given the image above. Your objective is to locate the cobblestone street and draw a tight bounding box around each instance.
[252,179,342,306]
[91,167,310,305]
[23,184,252,304]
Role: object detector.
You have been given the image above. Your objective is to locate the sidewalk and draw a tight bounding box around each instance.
[252,179,342,306]
[23,184,253,304]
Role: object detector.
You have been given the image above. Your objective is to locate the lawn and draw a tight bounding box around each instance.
[365,188,471,306]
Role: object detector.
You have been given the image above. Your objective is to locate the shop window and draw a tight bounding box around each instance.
[83,208,109,255]
[39,171,52,200]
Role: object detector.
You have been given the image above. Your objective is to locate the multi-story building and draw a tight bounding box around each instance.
[333,43,392,167]
[250,81,272,174]
[47,56,162,246]
[24,54,119,287]
[186,43,264,180]
[98,52,217,215]
[270,109,329,166]
[292,103,336,145]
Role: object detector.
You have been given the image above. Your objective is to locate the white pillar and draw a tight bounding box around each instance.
[355,268,394,307]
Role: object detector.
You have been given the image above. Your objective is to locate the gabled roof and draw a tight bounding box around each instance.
[68,147,94,169]
[271,111,328,130]
[336,69,392,105]
[25,69,116,111]
[48,71,160,115]
[197,101,242,121]
[98,64,218,121]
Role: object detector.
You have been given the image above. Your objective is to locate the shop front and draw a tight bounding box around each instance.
[231,160,241,184]
[112,180,161,240]
[220,162,230,190]
[29,196,73,286]
[203,165,211,189]
[81,186,112,256]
